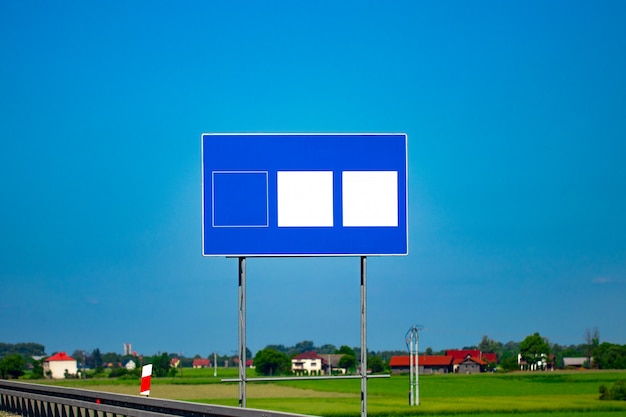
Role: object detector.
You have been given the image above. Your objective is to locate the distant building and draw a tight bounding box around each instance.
[456,356,484,374]
[192,358,212,368]
[125,359,137,370]
[44,352,78,379]
[292,351,325,375]
[324,354,347,375]
[563,357,590,369]
[445,350,498,374]
[233,357,253,368]
[390,350,499,375]
[518,353,555,371]
[389,355,453,374]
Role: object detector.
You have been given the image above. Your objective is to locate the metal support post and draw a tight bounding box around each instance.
[408,332,414,405]
[415,329,420,405]
[360,256,367,417]
[238,257,247,408]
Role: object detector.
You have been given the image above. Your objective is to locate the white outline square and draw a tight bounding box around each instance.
[342,171,398,227]
[211,171,269,228]
[277,171,334,227]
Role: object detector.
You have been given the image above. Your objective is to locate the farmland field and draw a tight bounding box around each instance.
[36,369,626,417]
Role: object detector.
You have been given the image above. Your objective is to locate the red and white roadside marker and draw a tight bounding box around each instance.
[140,364,153,396]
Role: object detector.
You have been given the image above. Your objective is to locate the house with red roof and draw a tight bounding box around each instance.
[390,350,499,375]
[233,357,254,368]
[445,350,499,373]
[192,358,212,368]
[389,355,453,374]
[455,356,485,374]
[291,351,327,376]
[43,352,77,379]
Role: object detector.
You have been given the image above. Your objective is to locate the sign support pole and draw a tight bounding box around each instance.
[360,256,367,417]
[238,257,247,408]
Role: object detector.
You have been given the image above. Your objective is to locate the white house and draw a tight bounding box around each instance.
[125,359,137,370]
[518,353,554,371]
[292,351,326,375]
[44,352,78,379]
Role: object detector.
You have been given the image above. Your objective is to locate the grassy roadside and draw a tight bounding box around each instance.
[26,369,626,416]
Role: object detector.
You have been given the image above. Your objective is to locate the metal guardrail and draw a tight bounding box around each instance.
[0,380,312,417]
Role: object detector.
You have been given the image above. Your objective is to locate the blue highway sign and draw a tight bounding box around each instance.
[201,133,408,256]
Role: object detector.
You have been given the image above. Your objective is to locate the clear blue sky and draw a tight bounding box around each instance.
[1,0,625,357]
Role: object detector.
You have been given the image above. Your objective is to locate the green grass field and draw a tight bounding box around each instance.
[37,369,626,417]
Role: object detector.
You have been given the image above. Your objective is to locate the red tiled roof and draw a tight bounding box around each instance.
[293,351,323,360]
[233,358,254,366]
[454,356,486,365]
[192,358,211,367]
[446,350,480,360]
[446,350,498,364]
[45,352,75,362]
[482,353,498,363]
[389,355,453,367]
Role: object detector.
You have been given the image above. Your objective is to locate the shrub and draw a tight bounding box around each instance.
[109,367,129,378]
[599,379,626,401]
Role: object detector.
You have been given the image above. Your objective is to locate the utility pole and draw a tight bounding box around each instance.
[406,325,424,406]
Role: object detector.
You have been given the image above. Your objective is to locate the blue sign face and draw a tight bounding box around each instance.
[202,133,408,256]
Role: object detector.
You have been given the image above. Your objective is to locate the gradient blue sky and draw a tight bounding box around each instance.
[1,0,625,357]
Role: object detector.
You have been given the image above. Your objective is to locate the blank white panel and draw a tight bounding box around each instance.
[342,171,398,227]
[277,171,334,227]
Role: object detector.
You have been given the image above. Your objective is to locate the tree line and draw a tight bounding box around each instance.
[2,329,626,379]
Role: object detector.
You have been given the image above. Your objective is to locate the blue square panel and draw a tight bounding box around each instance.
[212,171,268,227]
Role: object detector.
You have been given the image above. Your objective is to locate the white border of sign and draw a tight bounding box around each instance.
[201,132,408,257]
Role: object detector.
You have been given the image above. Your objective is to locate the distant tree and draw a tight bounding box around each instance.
[368,355,384,373]
[338,354,357,373]
[500,356,519,372]
[109,367,129,378]
[0,354,25,379]
[254,348,291,376]
[599,380,626,401]
[318,344,337,354]
[585,327,600,366]
[519,332,550,370]
[593,343,626,369]
[294,341,315,354]
[0,342,45,359]
[92,348,103,368]
[424,347,433,355]
[101,351,121,366]
[71,350,88,370]
[337,345,356,356]
[478,335,502,353]
[265,344,288,354]
[139,353,171,377]
[502,341,520,354]
[29,358,44,379]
